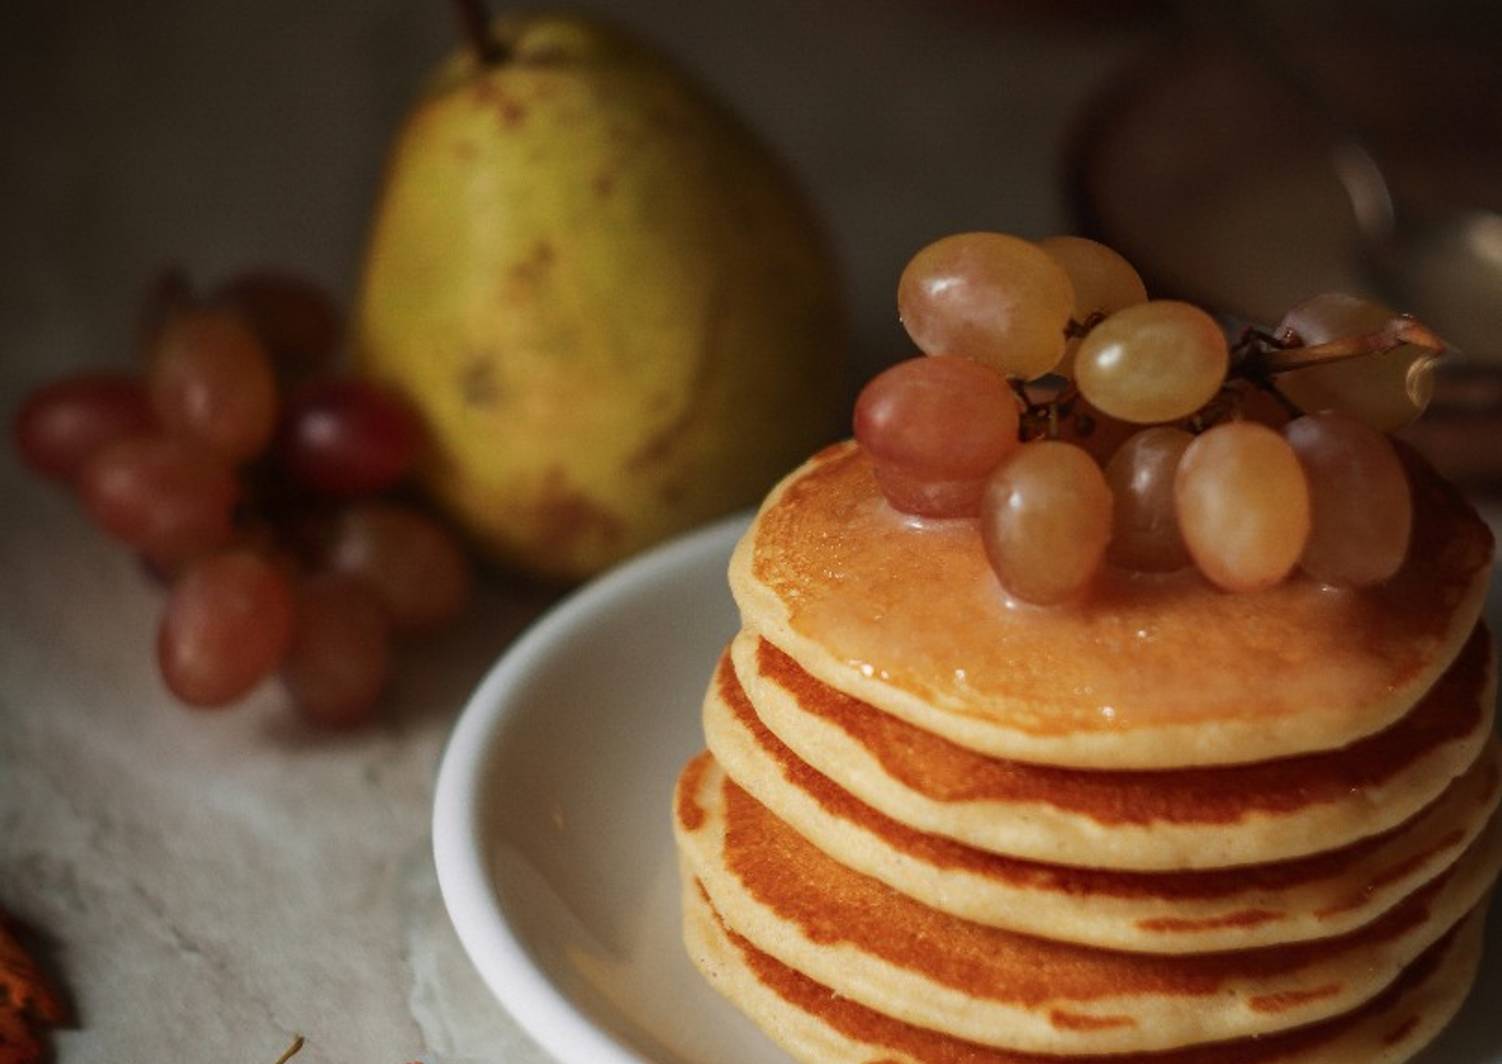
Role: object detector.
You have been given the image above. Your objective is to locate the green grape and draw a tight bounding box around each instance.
[980,441,1112,605]
[1037,236,1147,377]
[1277,292,1435,430]
[1075,301,1228,424]
[897,233,1075,380]
[1175,422,1310,592]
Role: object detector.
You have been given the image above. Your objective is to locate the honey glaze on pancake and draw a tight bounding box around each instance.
[699,881,1466,1064]
[749,441,1492,737]
[753,627,1490,826]
[717,773,1470,1006]
[715,650,1491,904]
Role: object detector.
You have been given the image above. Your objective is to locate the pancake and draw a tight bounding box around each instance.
[673,753,1502,1054]
[729,441,1493,769]
[683,876,1488,1064]
[703,654,1502,950]
[728,626,1495,870]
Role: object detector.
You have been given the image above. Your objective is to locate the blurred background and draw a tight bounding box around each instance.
[5,0,1495,388]
[0,0,1138,393]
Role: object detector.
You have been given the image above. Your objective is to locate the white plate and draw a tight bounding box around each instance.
[433,513,1502,1064]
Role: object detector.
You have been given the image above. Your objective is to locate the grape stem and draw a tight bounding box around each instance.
[450,0,505,63]
[1238,316,1446,376]
[1011,313,1443,443]
[271,1035,305,1064]
[1013,379,1081,441]
[1226,315,1446,424]
[1064,311,1106,339]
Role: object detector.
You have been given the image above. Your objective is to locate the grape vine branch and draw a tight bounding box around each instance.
[1015,314,1447,441]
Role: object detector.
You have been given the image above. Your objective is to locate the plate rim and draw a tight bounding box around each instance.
[432,511,753,1064]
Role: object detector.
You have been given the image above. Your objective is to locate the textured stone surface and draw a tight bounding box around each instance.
[0,464,556,1061]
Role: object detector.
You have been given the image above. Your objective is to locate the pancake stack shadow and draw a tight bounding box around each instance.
[672,441,1502,1064]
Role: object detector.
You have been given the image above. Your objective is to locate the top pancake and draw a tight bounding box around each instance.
[730,441,1493,769]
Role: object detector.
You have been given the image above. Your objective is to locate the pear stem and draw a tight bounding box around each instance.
[451,0,503,63]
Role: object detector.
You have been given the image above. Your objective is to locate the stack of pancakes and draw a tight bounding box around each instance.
[673,441,1502,1063]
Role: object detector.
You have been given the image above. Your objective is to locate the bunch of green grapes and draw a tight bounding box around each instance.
[855,232,1429,605]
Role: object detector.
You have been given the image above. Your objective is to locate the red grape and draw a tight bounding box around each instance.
[1284,412,1412,587]
[980,441,1112,605]
[158,551,295,708]
[14,373,156,481]
[278,380,423,496]
[323,503,472,631]
[871,463,987,519]
[1175,422,1311,592]
[148,306,278,462]
[217,271,341,381]
[79,435,240,562]
[1235,382,1295,429]
[855,357,1019,477]
[1105,427,1193,572]
[284,574,391,727]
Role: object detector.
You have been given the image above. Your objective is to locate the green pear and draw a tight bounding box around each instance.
[355,11,845,581]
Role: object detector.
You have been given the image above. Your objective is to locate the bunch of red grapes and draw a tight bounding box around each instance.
[14,272,472,726]
[857,232,1439,605]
